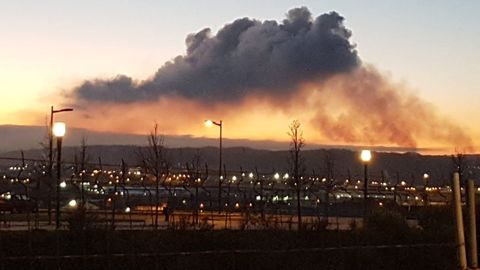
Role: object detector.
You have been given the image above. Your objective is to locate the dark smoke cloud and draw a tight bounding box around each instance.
[68,7,474,150]
[74,7,359,102]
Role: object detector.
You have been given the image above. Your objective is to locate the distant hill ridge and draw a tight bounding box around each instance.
[2,144,479,186]
[0,124,426,153]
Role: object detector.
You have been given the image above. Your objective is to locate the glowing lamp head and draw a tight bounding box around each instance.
[360,150,372,163]
[59,181,67,188]
[204,120,213,127]
[53,122,66,137]
[68,199,77,207]
[423,173,429,179]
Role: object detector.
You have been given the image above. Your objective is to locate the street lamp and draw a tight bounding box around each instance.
[53,122,66,229]
[360,150,371,215]
[205,119,222,210]
[423,173,429,206]
[49,107,73,171]
[48,106,73,224]
[68,199,77,208]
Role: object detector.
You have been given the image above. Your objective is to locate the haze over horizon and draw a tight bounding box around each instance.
[1,1,479,154]
[0,124,459,156]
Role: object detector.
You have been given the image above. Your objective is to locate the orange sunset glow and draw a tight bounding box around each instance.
[28,66,467,154]
[1,3,479,154]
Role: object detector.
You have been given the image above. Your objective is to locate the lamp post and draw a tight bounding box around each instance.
[360,150,371,216]
[205,119,222,210]
[48,106,73,224]
[423,173,429,206]
[53,122,66,229]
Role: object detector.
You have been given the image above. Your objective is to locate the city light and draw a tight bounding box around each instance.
[2,193,12,200]
[68,199,77,207]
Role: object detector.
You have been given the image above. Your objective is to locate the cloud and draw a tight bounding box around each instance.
[66,7,474,151]
[73,7,359,103]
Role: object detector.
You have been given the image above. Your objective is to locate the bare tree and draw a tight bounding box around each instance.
[38,121,54,224]
[140,123,169,230]
[288,120,305,230]
[323,150,335,219]
[138,158,154,225]
[190,150,203,227]
[452,152,468,186]
[75,137,89,208]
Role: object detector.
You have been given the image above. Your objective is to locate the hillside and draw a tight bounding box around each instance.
[2,145,478,186]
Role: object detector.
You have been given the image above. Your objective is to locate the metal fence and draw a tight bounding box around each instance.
[0,242,456,270]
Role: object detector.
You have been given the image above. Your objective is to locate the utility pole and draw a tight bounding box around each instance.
[467,179,478,269]
[453,172,467,270]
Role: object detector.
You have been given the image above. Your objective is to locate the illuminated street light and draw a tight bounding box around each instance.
[360,150,372,163]
[54,122,66,229]
[423,173,430,206]
[48,106,73,224]
[360,149,372,216]
[68,199,77,208]
[59,181,67,189]
[204,119,214,127]
[53,122,66,137]
[204,119,223,210]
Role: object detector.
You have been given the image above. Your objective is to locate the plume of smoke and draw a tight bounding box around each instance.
[73,7,359,103]
[68,7,474,150]
[305,66,473,149]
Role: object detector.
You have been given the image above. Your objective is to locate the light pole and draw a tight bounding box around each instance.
[360,150,371,216]
[205,119,222,210]
[423,173,429,206]
[53,122,66,229]
[48,106,73,224]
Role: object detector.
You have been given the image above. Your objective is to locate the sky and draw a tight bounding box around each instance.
[1,0,479,153]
